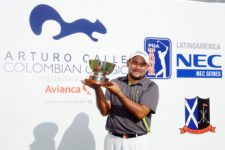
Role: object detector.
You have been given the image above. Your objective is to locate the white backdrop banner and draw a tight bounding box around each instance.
[1,0,225,150]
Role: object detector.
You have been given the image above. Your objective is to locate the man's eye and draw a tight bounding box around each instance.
[140,63,147,67]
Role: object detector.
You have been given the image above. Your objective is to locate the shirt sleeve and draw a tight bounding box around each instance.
[105,88,111,101]
[140,82,159,114]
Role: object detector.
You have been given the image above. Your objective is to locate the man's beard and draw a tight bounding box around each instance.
[129,72,145,81]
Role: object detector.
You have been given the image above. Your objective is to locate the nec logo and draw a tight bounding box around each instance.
[144,37,172,79]
[177,54,221,68]
[177,54,222,78]
[29,4,107,42]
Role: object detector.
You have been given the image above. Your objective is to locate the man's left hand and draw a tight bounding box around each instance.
[103,82,121,95]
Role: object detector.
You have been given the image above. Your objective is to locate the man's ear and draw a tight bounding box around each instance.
[145,63,150,69]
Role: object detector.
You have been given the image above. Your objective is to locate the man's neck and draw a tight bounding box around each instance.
[128,75,142,85]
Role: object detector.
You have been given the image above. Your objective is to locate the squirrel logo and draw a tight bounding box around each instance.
[29,4,107,42]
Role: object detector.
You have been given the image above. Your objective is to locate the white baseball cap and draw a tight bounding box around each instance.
[129,51,149,63]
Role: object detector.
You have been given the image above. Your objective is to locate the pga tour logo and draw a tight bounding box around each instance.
[180,96,216,134]
[144,37,172,79]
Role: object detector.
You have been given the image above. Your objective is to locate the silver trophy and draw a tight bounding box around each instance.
[85,59,116,86]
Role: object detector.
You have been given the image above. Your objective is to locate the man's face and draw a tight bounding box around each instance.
[127,55,149,80]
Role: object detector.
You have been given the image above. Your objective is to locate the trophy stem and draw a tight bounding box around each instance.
[91,72,108,82]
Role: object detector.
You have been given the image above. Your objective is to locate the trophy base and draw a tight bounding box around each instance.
[84,79,112,86]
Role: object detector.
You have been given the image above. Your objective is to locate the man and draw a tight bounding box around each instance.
[83,51,159,150]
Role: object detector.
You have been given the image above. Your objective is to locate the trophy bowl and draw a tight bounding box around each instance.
[85,59,116,86]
